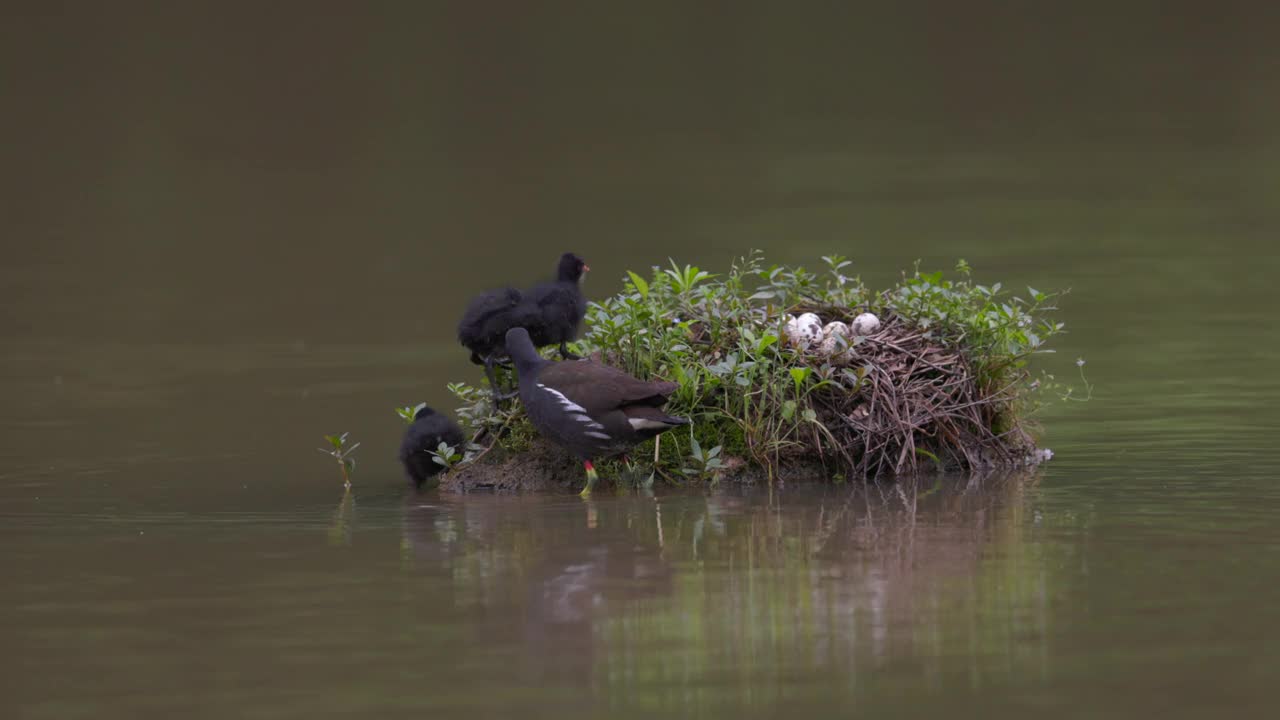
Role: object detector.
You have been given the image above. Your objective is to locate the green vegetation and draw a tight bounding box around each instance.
[318,432,359,488]
[394,403,426,424]
[441,252,1074,485]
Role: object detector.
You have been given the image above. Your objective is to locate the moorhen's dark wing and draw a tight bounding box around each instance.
[537,361,678,416]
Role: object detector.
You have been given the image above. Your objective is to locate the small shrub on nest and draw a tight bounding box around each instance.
[444,252,1076,484]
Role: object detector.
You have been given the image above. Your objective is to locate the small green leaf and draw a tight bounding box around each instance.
[789,367,811,390]
[802,408,817,423]
[627,271,650,299]
[914,447,941,465]
[781,400,797,421]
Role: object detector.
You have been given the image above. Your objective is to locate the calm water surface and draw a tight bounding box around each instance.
[4,3,1280,718]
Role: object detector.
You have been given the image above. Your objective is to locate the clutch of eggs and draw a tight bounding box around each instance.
[783,312,882,361]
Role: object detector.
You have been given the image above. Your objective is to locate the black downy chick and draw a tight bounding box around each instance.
[457,286,536,394]
[455,253,589,396]
[457,286,523,365]
[524,252,589,360]
[398,405,466,488]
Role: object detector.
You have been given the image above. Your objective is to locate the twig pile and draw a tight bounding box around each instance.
[801,309,1035,478]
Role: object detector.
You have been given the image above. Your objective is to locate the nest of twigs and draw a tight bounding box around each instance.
[787,306,1041,478]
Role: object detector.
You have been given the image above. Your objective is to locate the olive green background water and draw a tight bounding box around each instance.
[3,2,1278,718]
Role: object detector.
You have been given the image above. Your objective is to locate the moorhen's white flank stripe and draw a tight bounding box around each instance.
[538,383,606,430]
[584,431,612,440]
[569,412,604,429]
[538,383,585,410]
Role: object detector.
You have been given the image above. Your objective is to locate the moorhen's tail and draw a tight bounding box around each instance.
[621,405,690,438]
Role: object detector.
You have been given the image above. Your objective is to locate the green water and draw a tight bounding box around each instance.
[4,3,1280,717]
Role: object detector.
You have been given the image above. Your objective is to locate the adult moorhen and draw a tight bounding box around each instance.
[398,405,466,488]
[504,326,690,496]
[524,252,589,360]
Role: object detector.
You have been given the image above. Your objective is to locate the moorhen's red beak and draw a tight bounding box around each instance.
[583,264,590,272]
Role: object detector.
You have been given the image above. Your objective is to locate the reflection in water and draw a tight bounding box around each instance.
[399,472,1045,711]
[327,489,355,547]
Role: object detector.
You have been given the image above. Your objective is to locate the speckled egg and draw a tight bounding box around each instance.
[784,312,824,349]
[852,312,881,336]
[816,321,852,362]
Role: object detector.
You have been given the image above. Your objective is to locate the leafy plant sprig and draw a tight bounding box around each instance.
[319,432,359,489]
[429,441,464,470]
[683,431,724,481]
[396,402,427,424]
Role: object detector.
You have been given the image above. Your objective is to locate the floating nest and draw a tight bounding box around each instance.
[787,305,1046,478]
[438,304,1050,492]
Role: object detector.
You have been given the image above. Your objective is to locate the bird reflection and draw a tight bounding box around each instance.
[400,492,675,681]
[398,469,1044,700]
